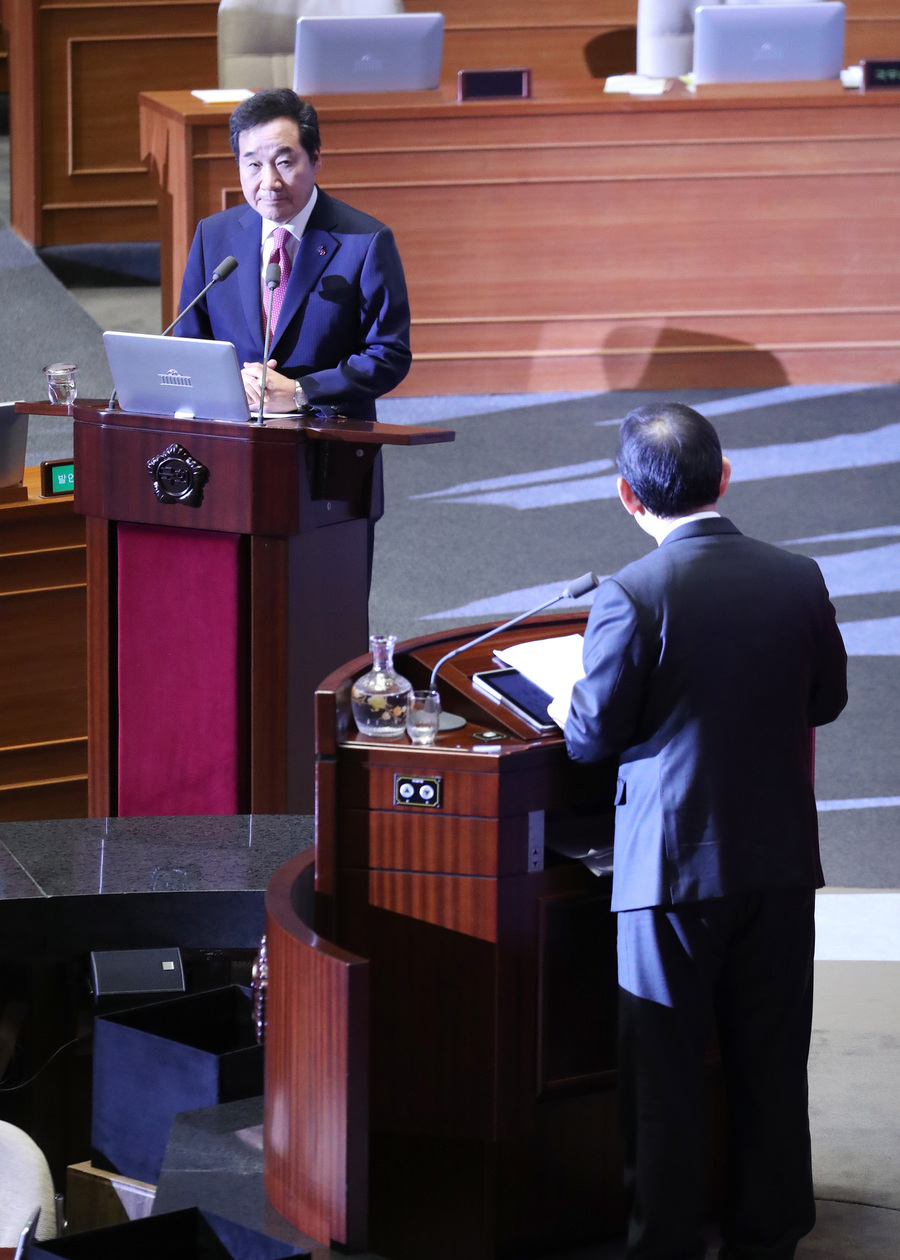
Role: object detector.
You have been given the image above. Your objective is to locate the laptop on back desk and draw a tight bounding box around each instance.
[292,13,445,95]
[692,3,846,85]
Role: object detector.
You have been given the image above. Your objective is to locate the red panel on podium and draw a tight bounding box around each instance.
[116,522,246,816]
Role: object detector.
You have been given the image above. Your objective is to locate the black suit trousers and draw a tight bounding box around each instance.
[617,888,817,1260]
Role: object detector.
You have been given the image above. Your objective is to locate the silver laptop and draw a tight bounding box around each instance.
[104,332,251,424]
[293,13,444,95]
[693,3,845,84]
[0,401,29,490]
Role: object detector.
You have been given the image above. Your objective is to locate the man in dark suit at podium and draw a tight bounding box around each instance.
[178,88,411,419]
[178,87,410,425]
[561,403,847,1260]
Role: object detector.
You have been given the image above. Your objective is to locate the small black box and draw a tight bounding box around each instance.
[90,947,185,996]
[92,986,263,1185]
[32,1207,308,1260]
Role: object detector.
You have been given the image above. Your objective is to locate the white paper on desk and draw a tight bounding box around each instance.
[191,89,254,103]
[494,633,585,728]
[604,74,669,96]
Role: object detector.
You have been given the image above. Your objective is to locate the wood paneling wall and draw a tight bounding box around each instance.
[142,84,900,391]
[408,0,900,79]
[0,468,87,820]
[3,0,218,248]
[6,0,900,248]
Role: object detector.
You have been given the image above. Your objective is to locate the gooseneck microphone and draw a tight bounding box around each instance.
[160,256,239,337]
[426,574,594,695]
[107,255,240,409]
[256,261,280,425]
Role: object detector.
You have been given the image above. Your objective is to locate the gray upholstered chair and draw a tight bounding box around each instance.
[218,0,404,91]
[0,1121,57,1246]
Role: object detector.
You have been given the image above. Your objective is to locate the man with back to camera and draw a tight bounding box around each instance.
[177,87,411,421]
[557,403,847,1260]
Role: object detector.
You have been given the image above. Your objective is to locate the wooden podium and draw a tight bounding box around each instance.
[71,404,452,817]
[264,614,637,1260]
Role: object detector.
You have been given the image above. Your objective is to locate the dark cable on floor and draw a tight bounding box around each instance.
[0,1033,88,1092]
[816,1196,900,1213]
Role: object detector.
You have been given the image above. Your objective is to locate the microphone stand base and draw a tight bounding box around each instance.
[438,711,467,732]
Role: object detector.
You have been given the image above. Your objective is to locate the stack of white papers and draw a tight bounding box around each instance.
[191,89,253,104]
[493,633,585,728]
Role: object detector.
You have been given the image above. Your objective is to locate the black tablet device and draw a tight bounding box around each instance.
[471,667,556,734]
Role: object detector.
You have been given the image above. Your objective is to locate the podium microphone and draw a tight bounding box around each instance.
[161,256,239,336]
[428,571,599,728]
[256,261,280,425]
[107,255,239,409]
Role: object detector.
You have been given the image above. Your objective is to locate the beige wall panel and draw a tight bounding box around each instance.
[409,311,900,357]
[846,20,900,63]
[66,30,217,178]
[319,102,900,157]
[440,27,621,82]
[400,345,900,394]
[42,205,162,247]
[324,174,900,318]
[319,132,900,186]
[405,0,634,19]
[8,0,218,246]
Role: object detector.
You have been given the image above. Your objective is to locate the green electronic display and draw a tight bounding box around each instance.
[861,59,900,92]
[40,459,75,497]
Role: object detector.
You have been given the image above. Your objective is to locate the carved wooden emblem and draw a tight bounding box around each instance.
[147,443,209,507]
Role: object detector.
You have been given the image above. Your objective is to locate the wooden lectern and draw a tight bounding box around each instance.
[72,404,452,817]
[264,614,638,1260]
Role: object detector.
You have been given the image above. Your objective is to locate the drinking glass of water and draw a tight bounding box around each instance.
[43,362,78,405]
[406,690,441,745]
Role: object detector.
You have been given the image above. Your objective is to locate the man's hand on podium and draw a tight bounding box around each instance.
[241,360,299,412]
[547,690,572,731]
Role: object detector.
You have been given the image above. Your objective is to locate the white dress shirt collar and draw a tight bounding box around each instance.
[260,185,318,250]
[655,509,721,544]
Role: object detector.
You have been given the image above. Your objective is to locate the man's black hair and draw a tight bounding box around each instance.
[616,402,723,518]
[229,89,321,161]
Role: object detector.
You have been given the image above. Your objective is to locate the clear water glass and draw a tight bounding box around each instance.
[43,362,78,406]
[406,689,441,745]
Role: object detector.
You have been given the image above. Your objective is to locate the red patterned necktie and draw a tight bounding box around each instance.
[265,226,292,336]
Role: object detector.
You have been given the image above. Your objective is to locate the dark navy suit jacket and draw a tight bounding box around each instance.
[564,517,848,912]
[177,188,412,422]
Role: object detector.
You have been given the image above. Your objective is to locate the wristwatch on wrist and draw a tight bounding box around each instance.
[293,380,308,412]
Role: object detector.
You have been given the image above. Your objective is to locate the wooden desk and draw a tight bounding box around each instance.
[0,466,87,821]
[265,613,626,1258]
[141,79,900,394]
[262,617,730,1256]
[72,403,452,817]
